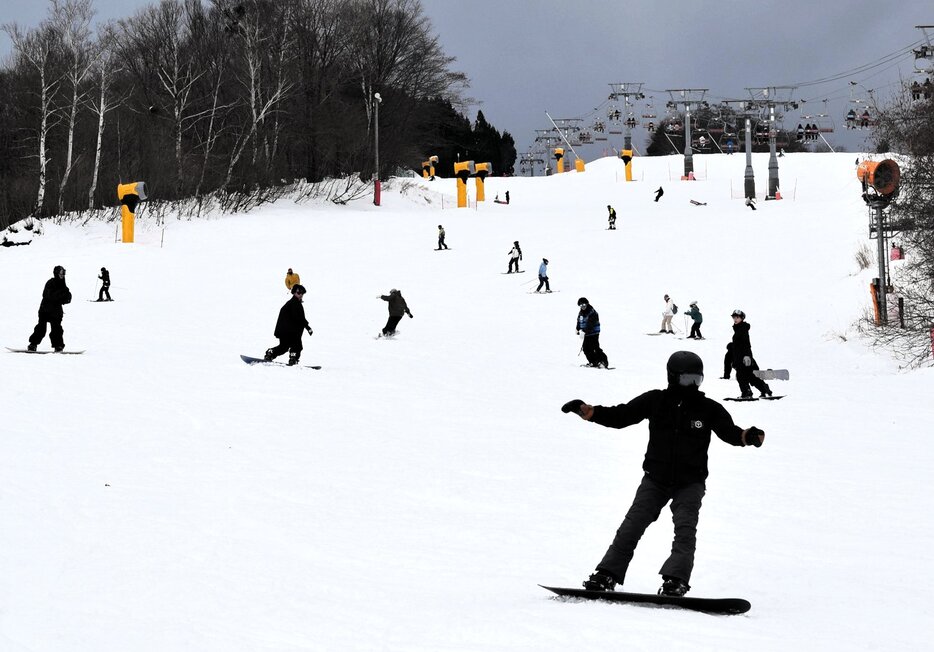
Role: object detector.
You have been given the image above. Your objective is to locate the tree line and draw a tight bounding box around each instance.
[0,0,516,229]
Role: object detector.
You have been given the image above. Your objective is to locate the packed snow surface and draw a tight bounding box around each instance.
[2,153,931,651]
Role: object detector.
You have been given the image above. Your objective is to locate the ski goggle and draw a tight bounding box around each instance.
[678,373,704,387]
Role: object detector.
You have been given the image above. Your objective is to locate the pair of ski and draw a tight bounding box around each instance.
[540,585,750,615]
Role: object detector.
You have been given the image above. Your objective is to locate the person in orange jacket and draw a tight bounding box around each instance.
[285,268,301,292]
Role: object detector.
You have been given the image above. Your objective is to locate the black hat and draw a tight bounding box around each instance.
[292,284,307,295]
[53,265,65,275]
[731,309,745,319]
[578,297,589,307]
[543,258,549,263]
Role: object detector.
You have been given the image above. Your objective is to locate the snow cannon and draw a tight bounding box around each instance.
[474,162,492,202]
[575,158,585,173]
[553,147,565,174]
[116,181,147,243]
[857,159,900,199]
[621,148,633,180]
[422,155,438,179]
[453,160,475,208]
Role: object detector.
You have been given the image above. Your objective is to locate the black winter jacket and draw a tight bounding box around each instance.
[38,277,72,317]
[274,297,309,341]
[590,387,747,486]
[380,290,412,317]
[731,321,754,366]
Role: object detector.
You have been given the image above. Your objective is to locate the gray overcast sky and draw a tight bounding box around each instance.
[2,0,931,156]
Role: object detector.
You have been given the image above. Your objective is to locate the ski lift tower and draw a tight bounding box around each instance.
[745,86,798,199]
[608,83,645,181]
[721,98,761,200]
[913,25,934,74]
[666,89,708,178]
[545,113,586,172]
[534,129,562,175]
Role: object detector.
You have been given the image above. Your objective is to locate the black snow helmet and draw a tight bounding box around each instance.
[578,297,589,307]
[667,350,704,387]
[731,309,746,319]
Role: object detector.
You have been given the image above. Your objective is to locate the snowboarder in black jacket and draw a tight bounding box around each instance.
[378,288,413,337]
[561,351,765,597]
[265,284,312,365]
[28,265,72,352]
[97,267,112,301]
[729,309,771,397]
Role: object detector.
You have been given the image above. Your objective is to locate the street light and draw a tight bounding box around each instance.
[373,92,382,206]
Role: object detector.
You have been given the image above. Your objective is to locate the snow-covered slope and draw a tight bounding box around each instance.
[1,153,931,651]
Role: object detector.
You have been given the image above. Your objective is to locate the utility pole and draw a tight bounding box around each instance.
[744,86,798,199]
[666,89,708,178]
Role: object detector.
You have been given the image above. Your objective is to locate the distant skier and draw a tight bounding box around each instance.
[745,197,757,211]
[607,205,617,230]
[264,284,312,365]
[721,343,733,379]
[505,190,510,205]
[684,301,703,339]
[285,268,301,292]
[507,241,523,273]
[97,267,112,302]
[535,258,551,293]
[577,297,609,368]
[729,309,772,398]
[659,294,675,334]
[561,350,766,597]
[378,288,413,337]
[654,186,664,202]
[437,225,449,250]
[27,265,72,352]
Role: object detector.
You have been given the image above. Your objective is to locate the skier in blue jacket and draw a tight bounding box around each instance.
[535,258,551,293]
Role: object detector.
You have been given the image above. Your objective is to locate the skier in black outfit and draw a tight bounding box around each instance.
[721,343,733,379]
[97,267,112,301]
[378,288,413,337]
[264,284,312,365]
[561,351,766,597]
[729,309,771,397]
[576,297,609,368]
[28,265,72,352]
[654,186,664,202]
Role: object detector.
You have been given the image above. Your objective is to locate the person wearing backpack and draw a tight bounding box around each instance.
[660,294,676,334]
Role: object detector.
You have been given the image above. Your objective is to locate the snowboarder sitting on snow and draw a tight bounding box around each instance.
[577,297,608,368]
[284,268,301,292]
[28,265,72,352]
[535,258,551,293]
[607,205,617,229]
[561,350,765,597]
[507,241,523,273]
[97,267,112,302]
[729,309,771,398]
[378,288,413,337]
[265,284,312,365]
[684,301,702,339]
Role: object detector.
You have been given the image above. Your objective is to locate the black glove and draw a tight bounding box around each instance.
[561,399,585,415]
[745,426,764,447]
[306,326,313,335]
[408,312,414,318]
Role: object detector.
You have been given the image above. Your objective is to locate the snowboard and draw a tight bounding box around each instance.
[540,585,750,615]
[580,364,616,370]
[240,354,321,370]
[754,369,790,381]
[724,395,785,402]
[501,270,526,274]
[6,347,85,355]
[375,331,401,340]
[689,199,708,206]
[434,248,453,251]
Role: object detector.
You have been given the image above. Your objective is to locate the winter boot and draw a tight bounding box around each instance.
[288,352,300,366]
[760,385,773,398]
[583,570,617,592]
[740,391,754,399]
[658,576,690,597]
[53,347,64,353]
[263,348,275,362]
[27,343,37,352]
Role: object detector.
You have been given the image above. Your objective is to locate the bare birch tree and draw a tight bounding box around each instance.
[2,20,63,216]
